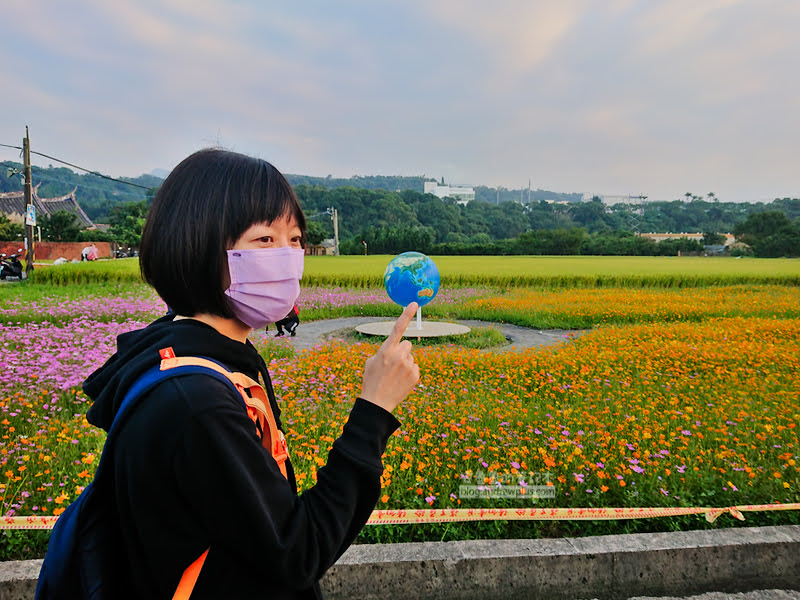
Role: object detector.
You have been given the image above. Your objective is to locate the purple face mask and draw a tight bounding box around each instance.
[224,247,305,329]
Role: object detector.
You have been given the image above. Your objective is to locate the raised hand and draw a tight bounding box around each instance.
[359,302,420,413]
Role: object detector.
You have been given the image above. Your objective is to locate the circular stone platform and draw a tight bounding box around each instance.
[355,320,471,338]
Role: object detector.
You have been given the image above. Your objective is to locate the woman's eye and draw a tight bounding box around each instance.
[259,237,273,243]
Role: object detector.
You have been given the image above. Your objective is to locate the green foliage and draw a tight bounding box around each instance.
[305,221,328,245]
[733,211,800,257]
[5,161,800,254]
[0,530,51,561]
[78,228,115,243]
[0,213,24,241]
[110,200,149,248]
[703,231,727,245]
[342,225,436,255]
[39,210,82,242]
[581,231,657,256]
[655,237,705,256]
[514,228,585,255]
[733,211,793,245]
[569,198,617,232]
[753,230,800,258]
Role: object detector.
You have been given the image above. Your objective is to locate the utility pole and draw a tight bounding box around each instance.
[327,206,340,256]
[333,208,340,256]
[22,127,34,277]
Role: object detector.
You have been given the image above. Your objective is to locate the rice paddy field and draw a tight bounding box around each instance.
[28,255,800,287]
[2,256,799,559]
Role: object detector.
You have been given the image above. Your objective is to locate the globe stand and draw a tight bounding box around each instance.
[354,306,471,341]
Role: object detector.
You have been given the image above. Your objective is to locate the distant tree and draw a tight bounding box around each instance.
[733,211,800,257]
[39,210,82,242]
[305,221,327,246]
[581,230,657,256]
[702,231,727,246]
[78,229,115,243]
[0,213,25,241]
[733,211,793,247]
[513,228,585,255]
[347,225,435,255]
[569,199,612,232]
[657,238,705,256]
[110,200,149,248]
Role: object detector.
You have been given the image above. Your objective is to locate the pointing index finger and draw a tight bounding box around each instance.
[384,302,418,348]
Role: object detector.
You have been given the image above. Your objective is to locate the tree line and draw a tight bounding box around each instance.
[296,185,800,257]
[1,161,799,256]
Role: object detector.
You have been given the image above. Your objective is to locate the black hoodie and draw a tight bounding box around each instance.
[84,315,399,599]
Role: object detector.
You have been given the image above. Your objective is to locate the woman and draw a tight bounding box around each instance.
[83,148,419,599]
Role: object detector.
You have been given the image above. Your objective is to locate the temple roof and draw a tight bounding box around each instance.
[0,185,95,228]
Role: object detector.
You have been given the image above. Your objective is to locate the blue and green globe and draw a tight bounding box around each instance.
[383,252,440,308]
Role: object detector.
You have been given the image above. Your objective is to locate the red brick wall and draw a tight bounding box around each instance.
[0,242,111,262]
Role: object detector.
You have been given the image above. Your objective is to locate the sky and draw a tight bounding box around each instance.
[1,0,798,203]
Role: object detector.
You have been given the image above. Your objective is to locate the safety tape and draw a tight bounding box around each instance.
[364,503,800,525]
[2,503,799,531]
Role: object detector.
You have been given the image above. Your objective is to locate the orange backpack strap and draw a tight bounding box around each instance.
[172,549,208,600]
[159,356,289,479]
[158,354,290,600]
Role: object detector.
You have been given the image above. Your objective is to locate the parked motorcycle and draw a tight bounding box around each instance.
[0,250,24,280]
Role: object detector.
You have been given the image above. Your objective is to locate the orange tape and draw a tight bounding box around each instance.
[2,503,799,530]
[366,506,742,525]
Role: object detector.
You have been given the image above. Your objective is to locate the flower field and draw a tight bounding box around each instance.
[459,285,800,328]
[1,280,799,557]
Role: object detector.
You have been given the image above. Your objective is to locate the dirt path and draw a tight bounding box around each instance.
[267,317,588,352]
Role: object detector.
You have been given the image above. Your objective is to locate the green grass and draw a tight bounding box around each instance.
[26,255,800,287]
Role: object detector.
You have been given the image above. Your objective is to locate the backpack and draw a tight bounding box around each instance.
[36,350,289,600]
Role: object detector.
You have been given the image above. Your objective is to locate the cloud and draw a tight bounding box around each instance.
[2,1,799,201]
[413,0,590,76]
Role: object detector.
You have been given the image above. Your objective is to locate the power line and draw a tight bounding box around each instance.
[0,161,149,199]
[1,142,154,190]
[30,150,152,190]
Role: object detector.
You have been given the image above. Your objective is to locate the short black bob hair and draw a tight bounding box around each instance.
[140,148,306,318]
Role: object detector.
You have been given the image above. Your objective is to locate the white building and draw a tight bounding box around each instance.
[424,181,475,205]
[582,193,650,206]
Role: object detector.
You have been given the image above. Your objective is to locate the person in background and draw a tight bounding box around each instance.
[272,304,300,337]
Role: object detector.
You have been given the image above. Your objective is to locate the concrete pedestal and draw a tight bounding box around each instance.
[355,320,471,338]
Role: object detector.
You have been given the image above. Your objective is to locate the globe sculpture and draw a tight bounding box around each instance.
[383,251,440,308]
[356,251,467,338]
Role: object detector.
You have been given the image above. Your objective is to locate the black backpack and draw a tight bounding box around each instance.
[35,360,251,599]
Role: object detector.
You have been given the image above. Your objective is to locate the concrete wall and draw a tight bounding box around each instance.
[2,526,799,599]
[0,242,111,262]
